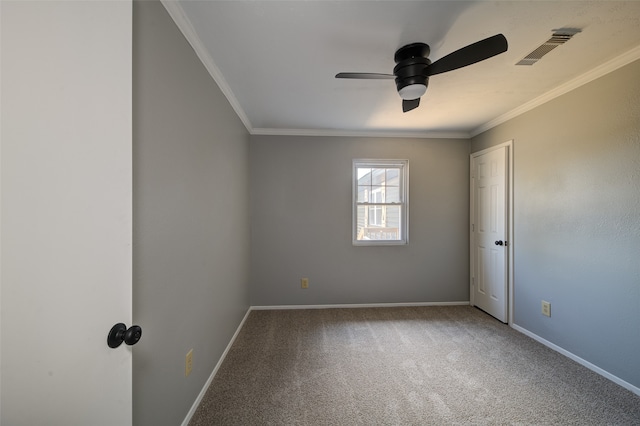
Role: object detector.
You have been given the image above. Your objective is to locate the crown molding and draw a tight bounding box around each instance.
[251,127,470,139]
[160,1,253,132]
[158,1,469,140]
[161,2,640,141]
[472,44,640,137]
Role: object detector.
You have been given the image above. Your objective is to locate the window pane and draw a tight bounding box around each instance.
[357,185,368,202]
[368,205,383,226]
[355,205,402,241]
[371,168,386,185]
[383,205,401,229]
[370,186,384,203]
[357,168,371,185]
[386,186,399,203]
[386,168,399,184]
[356,205,366,238]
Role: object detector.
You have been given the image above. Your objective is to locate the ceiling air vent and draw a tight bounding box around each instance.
[516,28,581,66]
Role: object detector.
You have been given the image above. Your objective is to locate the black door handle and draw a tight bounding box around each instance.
[495,240,504,246]
[108,323,142,348]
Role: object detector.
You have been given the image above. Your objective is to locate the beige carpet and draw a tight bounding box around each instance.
[190,306,640,425]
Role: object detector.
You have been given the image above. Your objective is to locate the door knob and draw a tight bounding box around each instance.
[495,240,504,246]
[108,323,142,348]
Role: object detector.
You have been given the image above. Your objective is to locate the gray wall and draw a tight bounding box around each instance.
[133,2,250,425]
[250,136,470,306]
[472,59,640,389]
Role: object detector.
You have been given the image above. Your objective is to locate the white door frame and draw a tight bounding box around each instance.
[470,140,514,324]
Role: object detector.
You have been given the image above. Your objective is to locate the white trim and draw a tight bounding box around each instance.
[180,308,252,426]
[470,140,514,325]
[251,127,470,139]
[506,142,514,326]
[251,301,470,310]
[469,161,475,309]
[511,324,640,397]
[472,45,640,136]
[160,1,253,133]
[469,139,512,158]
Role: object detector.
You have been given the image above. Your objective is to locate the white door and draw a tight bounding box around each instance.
[471,146,508,322]
[1,2,133,425]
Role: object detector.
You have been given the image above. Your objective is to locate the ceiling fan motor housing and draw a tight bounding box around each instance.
[394,42,430,63]
[393,43,431,99]
[394,59,430,97]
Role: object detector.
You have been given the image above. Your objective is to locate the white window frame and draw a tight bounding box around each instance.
[352,159,409,246]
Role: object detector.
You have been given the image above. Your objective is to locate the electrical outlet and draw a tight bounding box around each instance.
[301,278,309,289]
[541,301,551,317]
[185,349,193,377]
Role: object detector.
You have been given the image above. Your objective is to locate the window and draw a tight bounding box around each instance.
[353,159,408,245]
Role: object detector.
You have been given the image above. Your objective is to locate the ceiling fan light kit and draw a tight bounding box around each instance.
[336,34,508,113]
[398,83,427,100]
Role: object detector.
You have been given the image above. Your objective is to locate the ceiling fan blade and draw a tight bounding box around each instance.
[425,34,508,77]
[335,72,395,79]
[402,98,420,113]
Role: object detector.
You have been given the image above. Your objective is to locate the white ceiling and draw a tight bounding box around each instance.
[163,1,640,138]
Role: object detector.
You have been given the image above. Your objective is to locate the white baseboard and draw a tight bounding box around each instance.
[181,307,252,426]
[511,323,640,397]
[251,301,470,310]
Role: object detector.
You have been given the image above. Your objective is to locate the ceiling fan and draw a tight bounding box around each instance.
[335,34,508,113]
